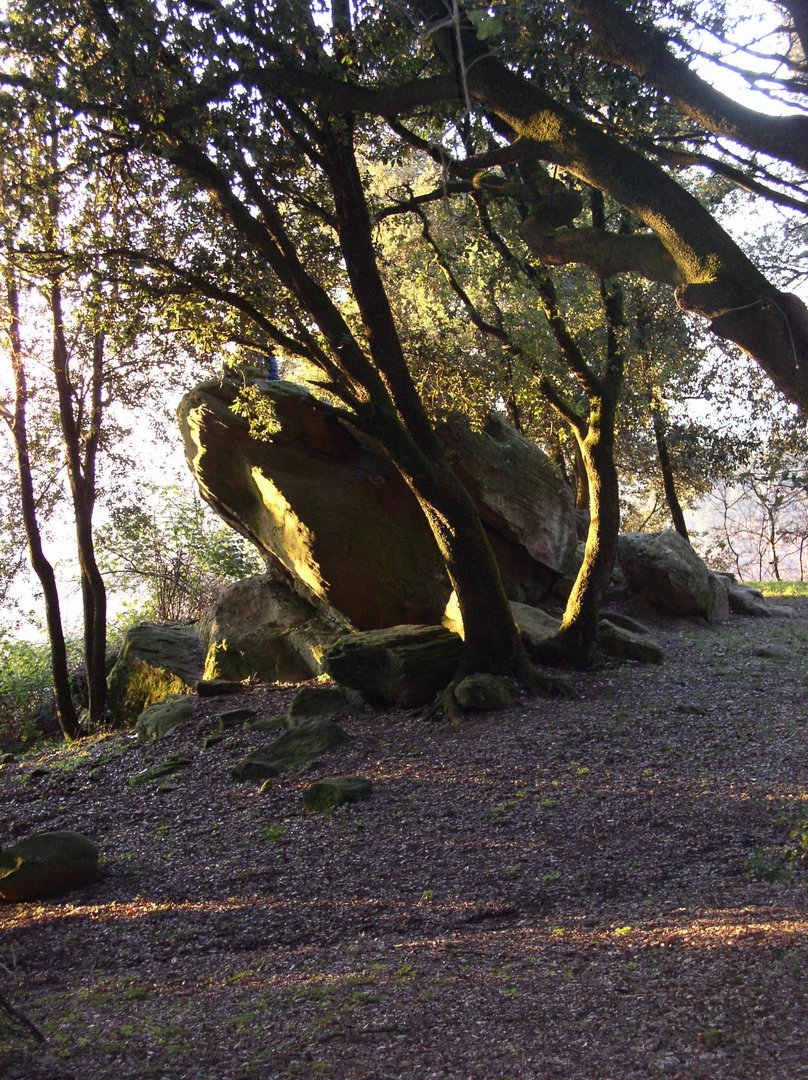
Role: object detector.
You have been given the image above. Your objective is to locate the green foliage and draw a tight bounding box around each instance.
[98,483,262,622]
[0,632,81,742]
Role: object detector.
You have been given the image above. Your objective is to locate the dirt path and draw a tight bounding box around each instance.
[1,603,807,1079]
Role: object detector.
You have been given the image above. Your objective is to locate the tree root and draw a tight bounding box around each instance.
[525,632,598,671]
[0,989,45,1043]
[423,649,576,721]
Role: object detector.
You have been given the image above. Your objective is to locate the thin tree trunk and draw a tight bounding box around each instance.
[651,408,689,541]
[50,282,108,724]
[2,262,82,740]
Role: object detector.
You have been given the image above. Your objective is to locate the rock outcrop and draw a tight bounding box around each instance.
[178,378,576,629]
[618,530,729,623]
[107,623,203,725]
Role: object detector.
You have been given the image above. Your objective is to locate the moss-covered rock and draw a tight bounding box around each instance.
[597,619,664,664]
[231,749,280,784]
[286,684,364,727]
[199,575,349,683]
[232,717,349,783]
[219,707,257,730]
[303,776,373,813]
[0,831,99,902]
[107,622,203,725]
[324,625,464,707]
[134,696,197,743]
[454,674,515,711]
[128,755,192,787]
[618,531,729,622]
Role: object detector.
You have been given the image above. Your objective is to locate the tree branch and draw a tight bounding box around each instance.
[574,0,808,171]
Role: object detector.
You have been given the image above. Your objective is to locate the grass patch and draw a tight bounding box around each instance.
[751,581,808,597]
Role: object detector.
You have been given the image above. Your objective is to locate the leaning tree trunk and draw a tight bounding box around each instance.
[322,122,532,685]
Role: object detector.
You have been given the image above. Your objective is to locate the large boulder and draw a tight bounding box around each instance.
[178,378,575,629]
[618,530,729,622]
[107,622,203,725]
[198,575,350,682]
[0,832,99,902]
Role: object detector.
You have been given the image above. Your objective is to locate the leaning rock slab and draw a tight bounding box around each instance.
[0,831,99,902]
[179,378,575,629]
[618,530,729,622]
[107,622,203,725]
[324,625,464,707]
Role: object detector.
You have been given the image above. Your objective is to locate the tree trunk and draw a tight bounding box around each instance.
[572,437,590,511]
[651,409,690,541]
[49,282,108,725]
[2,265,82,741]
[558,393,621,666]
[322,123,527,682]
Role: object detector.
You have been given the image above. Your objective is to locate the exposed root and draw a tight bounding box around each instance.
[524,632,597,671]
[423,649,576,721]
[0,989,46,1043]
[511,650,578,698]
[423,680,465,723]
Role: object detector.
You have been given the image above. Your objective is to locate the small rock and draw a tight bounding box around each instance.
[454,674,514,712]
[196,678,245,697]
[134,696,196,743]
[598,619,664,664]
[303,776,373,813]
[128,755,192,787]
[219,707,257,730]
[231,750,281,784]
[754,644,794,661]
[286,684,364,726]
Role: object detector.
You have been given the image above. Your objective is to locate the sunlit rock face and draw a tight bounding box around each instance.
[178,377,576,630]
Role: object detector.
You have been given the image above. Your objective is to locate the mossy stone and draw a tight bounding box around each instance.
[232,718,349,784]
[303,776,373,813]
[0,831,99,902]
[286,684,364,727]
[219,707,257,730]
[231,750,281,784]
[249,714,288,733]
[597,620,664,664]
[128,755,192,788]
[324,625,463,706]
[454,674,515,712]
[134,696,197,743]
[107,622,203,725]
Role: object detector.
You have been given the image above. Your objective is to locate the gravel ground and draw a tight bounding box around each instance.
[1,600,807,1079]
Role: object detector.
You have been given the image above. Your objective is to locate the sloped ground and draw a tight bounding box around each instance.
[1,602,807,1079]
